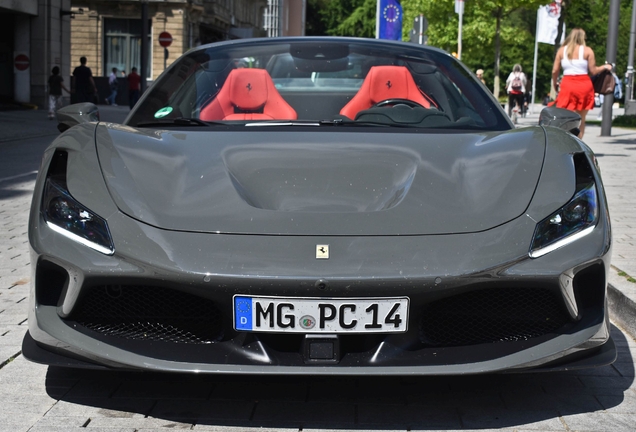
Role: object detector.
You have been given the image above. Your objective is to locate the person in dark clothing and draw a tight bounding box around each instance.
[106,67,118,106]
[128,67,141,109]
[72,57,97,103]
[48,66,70,119]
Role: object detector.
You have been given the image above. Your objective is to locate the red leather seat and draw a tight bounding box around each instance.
[340,65,431,119]
[200,68,297,121]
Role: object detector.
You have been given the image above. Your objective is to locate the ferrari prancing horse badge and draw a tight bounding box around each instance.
[316,245,329,259]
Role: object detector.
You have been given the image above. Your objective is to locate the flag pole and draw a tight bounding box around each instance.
[531,7,540,114]
[376,0,380,39]
[457,0,464,60]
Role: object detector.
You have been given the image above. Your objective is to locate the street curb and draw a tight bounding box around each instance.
[608,266,636,340]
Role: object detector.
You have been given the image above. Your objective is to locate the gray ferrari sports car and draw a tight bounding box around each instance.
[24,37,615,374]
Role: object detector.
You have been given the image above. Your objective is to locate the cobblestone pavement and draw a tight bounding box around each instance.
[1,106,636,431]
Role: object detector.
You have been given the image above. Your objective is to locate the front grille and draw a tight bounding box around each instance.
[420,287,572,347]
[68,285,223,344]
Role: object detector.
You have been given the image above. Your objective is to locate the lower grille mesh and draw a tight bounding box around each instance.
[420,287,571,346]
[69,285,223,344]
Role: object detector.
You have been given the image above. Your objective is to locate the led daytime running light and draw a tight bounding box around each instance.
[45,221,114,255]
[529,182,598,258]
[43,179,115,255]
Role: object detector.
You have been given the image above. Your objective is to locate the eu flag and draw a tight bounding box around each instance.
[378,0,403,40]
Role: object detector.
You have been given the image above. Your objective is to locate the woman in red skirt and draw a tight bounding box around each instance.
[552,28,612,139]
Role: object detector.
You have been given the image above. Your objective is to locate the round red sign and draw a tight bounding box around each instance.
[158,32,173,48]
[14,54,30,71]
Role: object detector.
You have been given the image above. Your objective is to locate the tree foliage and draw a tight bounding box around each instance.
[403,0,544,97]
[308,0,377,38]
[306,0,635,101]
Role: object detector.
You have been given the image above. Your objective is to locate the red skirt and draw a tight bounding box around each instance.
[556,75,595,111]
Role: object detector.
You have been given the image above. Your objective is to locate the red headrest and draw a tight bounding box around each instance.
[339,65,431,119]
[228,69,269,110]
[199,68,297,121]
[368,67,412,103]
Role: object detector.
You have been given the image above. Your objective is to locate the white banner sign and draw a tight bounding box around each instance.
[537,2,562,45]
[455,0,464,15]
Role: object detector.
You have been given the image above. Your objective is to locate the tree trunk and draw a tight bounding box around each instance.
[494,9,502,99]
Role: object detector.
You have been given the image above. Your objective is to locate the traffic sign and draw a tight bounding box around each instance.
[14,54,30,71]
[409,15,428,45]
[158,32,173,47]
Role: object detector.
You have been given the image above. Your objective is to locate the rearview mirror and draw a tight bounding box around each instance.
[539,107,581,135]
[57,103,100,133]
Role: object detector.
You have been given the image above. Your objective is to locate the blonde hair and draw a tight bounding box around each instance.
[563,28,586,60]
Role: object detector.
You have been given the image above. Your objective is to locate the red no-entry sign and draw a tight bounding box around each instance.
[14,54,30,71]
[158,32,173,47]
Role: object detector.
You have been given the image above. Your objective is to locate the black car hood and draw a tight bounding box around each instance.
[96,125,545,235]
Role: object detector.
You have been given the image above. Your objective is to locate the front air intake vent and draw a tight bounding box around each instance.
[67,285,223,344]
[420,287,572,347]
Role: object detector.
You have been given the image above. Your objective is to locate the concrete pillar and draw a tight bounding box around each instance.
[61,0,72,106]
[31,0,51,107]
[14,15,30,103]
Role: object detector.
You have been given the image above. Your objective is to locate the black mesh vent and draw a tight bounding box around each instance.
[420,287,572,347]
[69,285,223,344]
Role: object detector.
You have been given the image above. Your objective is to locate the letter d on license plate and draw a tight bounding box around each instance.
[233,295,409,333]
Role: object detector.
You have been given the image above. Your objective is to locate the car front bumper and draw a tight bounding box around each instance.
[25,205,614,374]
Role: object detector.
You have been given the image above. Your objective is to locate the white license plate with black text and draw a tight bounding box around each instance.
[233,295,409,333]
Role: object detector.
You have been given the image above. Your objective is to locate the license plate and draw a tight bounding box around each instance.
[233,295,409,333]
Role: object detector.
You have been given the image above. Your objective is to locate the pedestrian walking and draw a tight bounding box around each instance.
[476,69,486,86]
[552,28,612,139]
[106,67,118,106]
[48,66,70,120]
[128,67,141,109]
[72,56,98,104]
[505,64,527,118]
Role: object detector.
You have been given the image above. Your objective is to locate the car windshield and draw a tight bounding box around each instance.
[127,38,510,131]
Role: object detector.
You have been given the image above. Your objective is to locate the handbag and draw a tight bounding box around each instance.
[592,69,615,95]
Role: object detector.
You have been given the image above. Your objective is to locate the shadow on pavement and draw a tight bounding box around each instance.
[602,138,636,145]
[43,325,634,430]
[0,172,38,202]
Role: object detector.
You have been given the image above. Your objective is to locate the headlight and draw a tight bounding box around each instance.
[529,182,598,258]
[43,178,115,255]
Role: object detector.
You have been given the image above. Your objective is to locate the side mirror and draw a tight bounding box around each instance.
[57,103,100,133]
[539,107,581,135]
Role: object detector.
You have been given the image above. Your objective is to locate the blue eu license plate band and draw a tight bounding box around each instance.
[233,295,409,333]
[234,296,254,331]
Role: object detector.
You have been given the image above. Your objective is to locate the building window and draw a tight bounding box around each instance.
[104,18,151,78]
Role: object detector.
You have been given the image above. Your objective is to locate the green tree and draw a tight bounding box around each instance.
[403,0,544,98]
[306,0,329,36]
[306,0,635,103]
[308,0,377,37]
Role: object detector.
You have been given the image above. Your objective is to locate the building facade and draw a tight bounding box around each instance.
[71,0,267,83]
[0,0,268,107]
[0,0,72,106]
[263,0,305,37]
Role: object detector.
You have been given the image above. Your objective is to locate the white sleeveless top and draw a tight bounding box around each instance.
[561,45,588,75]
